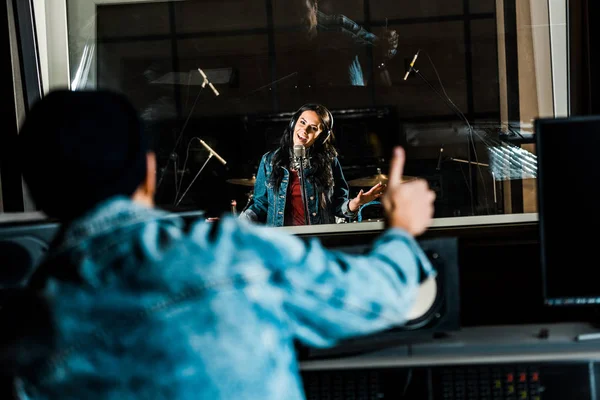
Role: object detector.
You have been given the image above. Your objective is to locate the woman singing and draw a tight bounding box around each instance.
[240,103,384,226]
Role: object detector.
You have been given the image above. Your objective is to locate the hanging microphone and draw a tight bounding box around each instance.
[198,68,220,96]
[199,139,227,165]
[293,144,310,225]
[436,144,444,170]
[403,50,420,81]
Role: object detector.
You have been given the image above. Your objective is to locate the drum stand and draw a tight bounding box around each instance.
[240,190,254,213]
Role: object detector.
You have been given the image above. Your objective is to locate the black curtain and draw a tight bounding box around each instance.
[569,0,600,115]
[0,0,24,212]
[590,1,600,114]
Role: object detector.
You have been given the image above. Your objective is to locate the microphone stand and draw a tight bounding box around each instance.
[175,153,214,207]
[406,65,475,216]
[156,84,205,194]
[158,67,218,202]
[297,157,311,225]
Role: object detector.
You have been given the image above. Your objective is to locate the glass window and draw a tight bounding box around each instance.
[5,0,573,231]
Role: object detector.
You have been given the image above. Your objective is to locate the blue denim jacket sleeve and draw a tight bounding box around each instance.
[191,217,435,348]
[240,153,269,223]
[317,11,378,47]
[331,157,356,219]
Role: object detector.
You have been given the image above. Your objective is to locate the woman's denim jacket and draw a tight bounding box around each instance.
[240,150,356,226]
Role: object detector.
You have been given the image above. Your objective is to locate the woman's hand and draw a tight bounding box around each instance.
[383,29,399,59]
[349,182,386,212]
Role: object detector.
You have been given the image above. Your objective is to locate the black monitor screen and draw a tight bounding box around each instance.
[537,116,600,306]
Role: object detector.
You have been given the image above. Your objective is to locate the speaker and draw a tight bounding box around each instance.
[0,221,60,288]
[298,237,460,359]
[0,221,60,397]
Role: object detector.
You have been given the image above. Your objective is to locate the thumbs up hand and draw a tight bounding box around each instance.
[382,147,436,236]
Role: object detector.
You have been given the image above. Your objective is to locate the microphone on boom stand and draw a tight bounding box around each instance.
[175,139,227,207]
[293,144,311,225]
[156,66,220,202]
[436,144,444,171]
[403,50,420,81]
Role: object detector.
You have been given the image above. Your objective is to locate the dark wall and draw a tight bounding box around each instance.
[590,1,600,114]
[0,0,23,212]
[569,0,600,115]
[94,0,499,119]
[93,0,501,216]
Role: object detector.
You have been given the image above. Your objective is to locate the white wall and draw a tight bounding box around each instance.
[548,0,568,117]
[32,0,48,93]
[33,0,70,92]
[530,0,554,118]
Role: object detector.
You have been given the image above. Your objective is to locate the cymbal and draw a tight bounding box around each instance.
[226,174,256,187]
[347,168,415,187]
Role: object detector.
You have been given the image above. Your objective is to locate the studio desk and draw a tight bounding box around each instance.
[284,215,600,400]
[300,323,600,400]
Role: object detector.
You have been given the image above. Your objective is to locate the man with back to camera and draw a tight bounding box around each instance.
[13,89,436,399]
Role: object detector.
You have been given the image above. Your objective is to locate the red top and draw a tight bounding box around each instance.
[284,170,306,226]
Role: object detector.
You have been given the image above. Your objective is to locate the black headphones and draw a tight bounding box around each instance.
[288,103,334,145]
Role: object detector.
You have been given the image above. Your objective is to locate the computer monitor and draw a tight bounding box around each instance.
[536,115,600,306]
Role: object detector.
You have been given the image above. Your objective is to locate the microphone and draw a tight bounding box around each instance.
[436,144,444,170]
[293,144,310,225]
[403,50,420,81]
[198,68,220,96]
[199,139,227,165]
[293,144,306,159]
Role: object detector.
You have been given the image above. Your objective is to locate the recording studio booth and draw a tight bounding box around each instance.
[3,0,600,399]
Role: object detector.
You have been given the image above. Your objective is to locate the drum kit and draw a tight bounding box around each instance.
[346,168,416,187]
[226,175,257,187]
[226,174,257,214]
[346,168,416,222]
[225,168,414,189]
[226,168,416,220]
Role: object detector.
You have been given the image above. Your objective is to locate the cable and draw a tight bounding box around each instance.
[157,68,214,195]
[421,50,491,214]
[174,137,202,204]
[401,368,413,397]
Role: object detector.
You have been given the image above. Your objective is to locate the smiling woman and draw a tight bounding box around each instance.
[239,103,384,227]
[293,110,325,148]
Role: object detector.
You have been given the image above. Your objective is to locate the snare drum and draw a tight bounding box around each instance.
[357,201,384,222]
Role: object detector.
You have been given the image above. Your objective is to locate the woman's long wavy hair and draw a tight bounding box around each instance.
[270,104,337,209]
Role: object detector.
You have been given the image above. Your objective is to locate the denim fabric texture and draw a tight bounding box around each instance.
[16,196,435,400]
[240,151,356,226]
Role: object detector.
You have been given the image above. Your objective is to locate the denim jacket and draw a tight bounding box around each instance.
[316,11,379,86]
[15,196,435,400]
[240,150,356,226]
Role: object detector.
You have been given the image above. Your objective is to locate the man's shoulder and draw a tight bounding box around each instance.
[184,215,303,257]
[184,214,257,242]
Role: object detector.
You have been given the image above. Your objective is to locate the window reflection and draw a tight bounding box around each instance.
[24,0,562,225]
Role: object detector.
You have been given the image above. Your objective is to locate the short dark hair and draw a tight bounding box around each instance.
[18,90,148,220]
